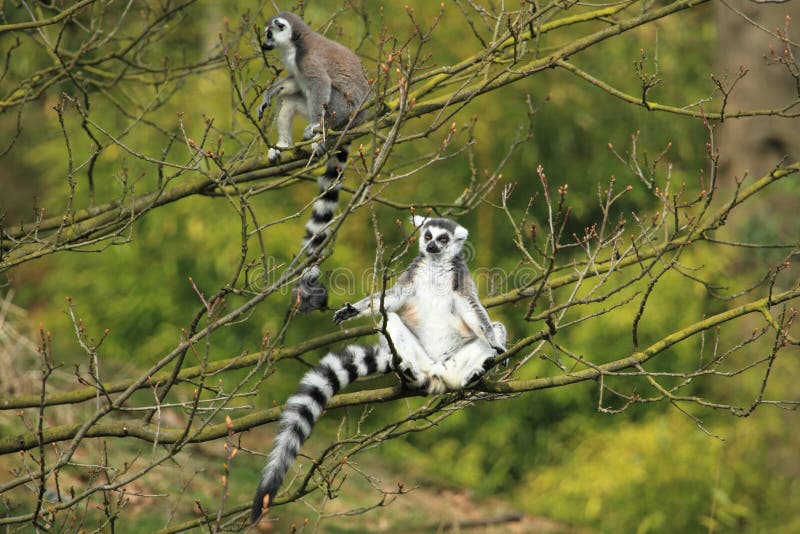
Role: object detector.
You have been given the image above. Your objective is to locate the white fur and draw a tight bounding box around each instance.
[412,214,427,228]
[313,198,338,214]
[287,393,324,419]
[280,406,313,436]
[304,219,327,236]
[300,369,335,399]
[320,353,351,386]
[343,218,505,394]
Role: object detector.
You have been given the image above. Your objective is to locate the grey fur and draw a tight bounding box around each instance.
[258,12,370,313]
[257,12,370,313]
[291,266,328,313]
[257,11,369,155]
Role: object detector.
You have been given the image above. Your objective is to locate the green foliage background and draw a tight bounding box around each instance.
[1,1,798,532]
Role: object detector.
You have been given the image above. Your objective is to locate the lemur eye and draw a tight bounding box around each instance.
[424,231,432,241]
[275,21,285,30]
[437,235,450,244]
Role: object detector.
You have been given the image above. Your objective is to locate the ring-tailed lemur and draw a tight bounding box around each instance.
[251,216,507,523]
[257,12,370,312]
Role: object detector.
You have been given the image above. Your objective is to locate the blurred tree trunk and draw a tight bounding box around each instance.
[715,0,800,179]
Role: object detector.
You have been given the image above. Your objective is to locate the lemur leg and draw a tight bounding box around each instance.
[436,322,508,391]
[302,78,333,157]
[433,339,493,392]
[308,89,360,156]
[378,313,435,391]
[269,95,308,163]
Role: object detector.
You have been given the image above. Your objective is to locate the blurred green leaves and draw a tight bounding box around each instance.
[1,1,798,532]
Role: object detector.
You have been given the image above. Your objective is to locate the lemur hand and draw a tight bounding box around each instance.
[491,343,507,355]
[484,322,507,355]
[483,331,506,355]
[257,95,271,121]
[257,85,281,120]
[486,336,507,355]
[333,303,359,324]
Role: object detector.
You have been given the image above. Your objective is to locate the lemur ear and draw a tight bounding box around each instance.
[411,215,428,228]
[454,224,468,241]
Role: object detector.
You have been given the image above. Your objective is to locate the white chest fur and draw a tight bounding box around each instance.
[403,261,475,359]
[280,46,307,92]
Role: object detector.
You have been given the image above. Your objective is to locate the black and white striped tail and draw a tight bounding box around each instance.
[250,343,392,523]
[294,145,349,314]
[302,145,349,249]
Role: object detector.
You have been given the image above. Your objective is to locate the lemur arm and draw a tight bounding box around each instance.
[453,264,506,353]
[333,258,420,324]
[302,72,332,138]
[257,76,301,119]
[453,293,503,350]
[333,283,409,324]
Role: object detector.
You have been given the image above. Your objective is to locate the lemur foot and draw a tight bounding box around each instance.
[267,147,281,163]
[302,124,326,157]
[462,356,496,389]
[395,358,429,391]
[425,362,450,395]
[303,123,322,140]
[425,377,448,395]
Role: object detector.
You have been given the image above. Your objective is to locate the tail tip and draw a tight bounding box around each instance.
[292,269,329,313]
[250,491,271,524]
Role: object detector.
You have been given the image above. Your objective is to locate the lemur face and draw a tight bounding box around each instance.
[262,16,292,51]
[413,216,468,259]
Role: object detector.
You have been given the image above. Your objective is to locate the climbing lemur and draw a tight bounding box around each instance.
[251,216,507,523]
[257,12,370,312]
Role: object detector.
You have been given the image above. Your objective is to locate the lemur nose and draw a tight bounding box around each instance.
[426,242,439,253]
